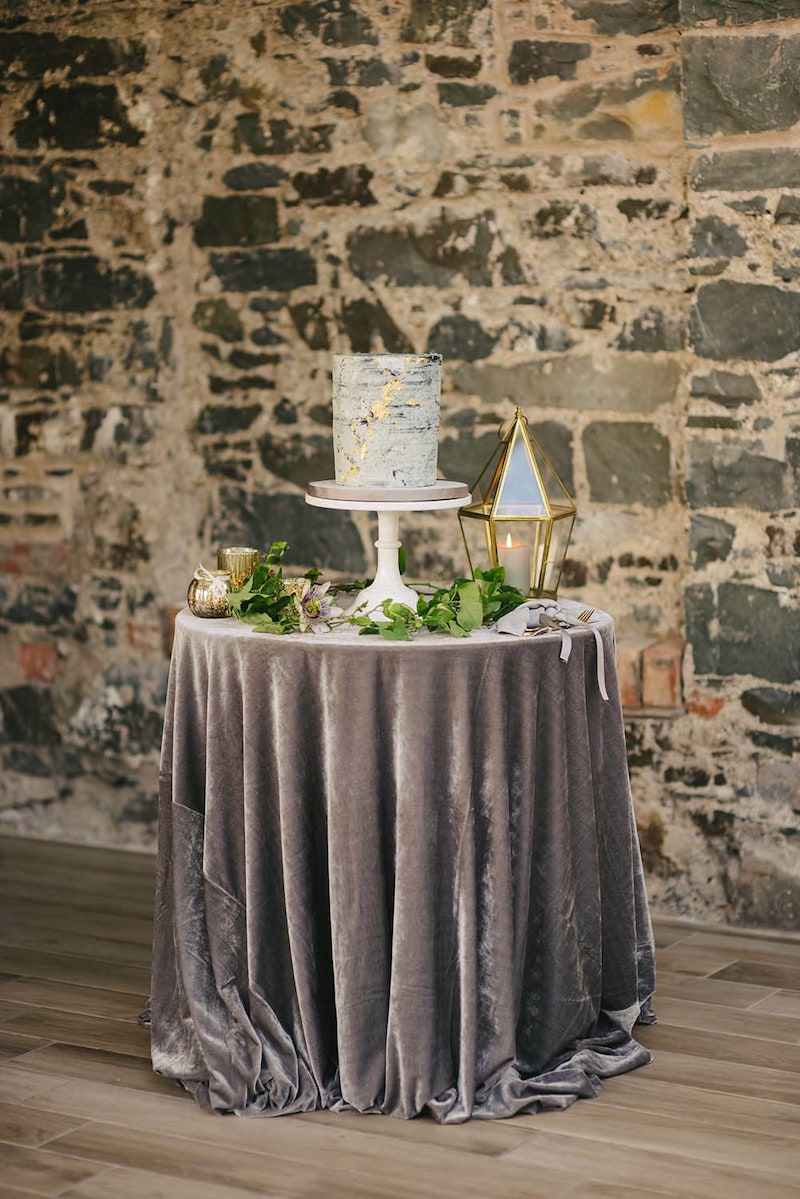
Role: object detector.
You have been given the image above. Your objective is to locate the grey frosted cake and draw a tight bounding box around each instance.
[332,353,442,488]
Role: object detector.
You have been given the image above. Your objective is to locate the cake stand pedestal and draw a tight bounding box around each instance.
[305,480,470,617]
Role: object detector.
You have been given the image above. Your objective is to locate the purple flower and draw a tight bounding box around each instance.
[294,579,341,633]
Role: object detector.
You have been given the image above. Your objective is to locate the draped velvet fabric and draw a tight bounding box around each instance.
[150,604,656,1122]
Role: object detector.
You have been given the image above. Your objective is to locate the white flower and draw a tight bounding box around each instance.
[294,579,341,632]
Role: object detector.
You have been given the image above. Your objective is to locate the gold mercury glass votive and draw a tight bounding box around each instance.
[187,570,231,618]
[217,546,260,588]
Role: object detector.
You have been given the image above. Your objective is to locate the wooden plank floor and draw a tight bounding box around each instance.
[0,836,798,1198]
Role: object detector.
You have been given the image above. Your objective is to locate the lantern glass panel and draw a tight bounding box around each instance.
[494,434,547,516]
[540,509,575,596]
[471,444,505,506]
[459,510,493,579]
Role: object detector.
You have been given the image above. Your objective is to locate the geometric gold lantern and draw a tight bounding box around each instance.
[458,406,577,599]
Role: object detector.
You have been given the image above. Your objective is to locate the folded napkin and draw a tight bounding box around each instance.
[496,601,608,700]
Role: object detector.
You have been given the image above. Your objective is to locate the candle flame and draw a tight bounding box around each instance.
[505,532,513,548]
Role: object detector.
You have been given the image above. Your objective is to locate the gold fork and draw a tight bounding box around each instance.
[577,608,594,622]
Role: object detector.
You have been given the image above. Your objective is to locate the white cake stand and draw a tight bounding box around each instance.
[305,480,471,617]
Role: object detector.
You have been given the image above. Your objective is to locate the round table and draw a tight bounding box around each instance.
[149,601,655,1122]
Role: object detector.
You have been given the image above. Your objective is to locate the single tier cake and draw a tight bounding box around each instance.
[332,353,442,488]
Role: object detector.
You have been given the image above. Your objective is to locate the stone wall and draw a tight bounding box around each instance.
[0,0,798,928]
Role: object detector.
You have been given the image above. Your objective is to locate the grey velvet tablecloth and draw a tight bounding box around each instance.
[150,602,655,1123]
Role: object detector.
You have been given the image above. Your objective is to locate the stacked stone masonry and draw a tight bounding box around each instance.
[0,0,798,929]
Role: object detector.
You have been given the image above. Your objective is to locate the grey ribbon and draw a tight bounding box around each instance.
[496,602,608,701]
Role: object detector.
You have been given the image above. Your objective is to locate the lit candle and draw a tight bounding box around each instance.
[497,532,531,592]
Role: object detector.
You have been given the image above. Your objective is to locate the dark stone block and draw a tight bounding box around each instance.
[499,247,525,285]
[578,114,634,141]
[210,248,317,292]
[690,369,760,407]
[18,310,50,341]
[209,375,275,394]
[690,514,735,568]
[438,430,501,489]
[289,300,330,350]
[258,431,334,487]
[690,147,800,191]
[427,313,495,362]
[228,349,280,370]
[617,198,671,221]
[309,403,332,426]
[564,0,678,35]
[197,403,262,435]
[0,344,79,389]
[683,1,800,28]
[51,217,89,241]
[328,89,360,113]
[348,212,495,287]
[425,53,481,77]
[88,180,133,196]
[690,280,800,363]
[251,325,286,347]
[531,201,597,240]
[616,306,685,352]
[13,82,141,150]
[727,196,767,216]
[194,195,279,247]
[686,442,788,511]
[222,163,287,191]
[690,278,800,362]
[684,583,717,675]
[0,31,145,79]
[15,411,56,456]
[746,729,797,757]
[321,56,350,86]
[4,583,77,628]
[742,687,800,727]
[437,82,497,105]
[691,808,734,837]
[273,398,298,425]
[574,298,615,329]
[508,40,591,85]
[718,583,800,683]
[401,0,490,45]
[683,34,800,138]
[291,164,376,207]
[234,113,334,156]
[0,172,62,242]
[0,685,61,746]
[775,195,800,225]
[192,298,244,343]
[355,58,393,87]
[689,215,747,259]
[665,765,711,787]
[210,487,366,574]
[279,0,378,45]
[561,559,587,589]
[337,297,412,354]
[686,415,741,430]
[203,450,251,481]
[33,256,154,313]
[583,422,670,505]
